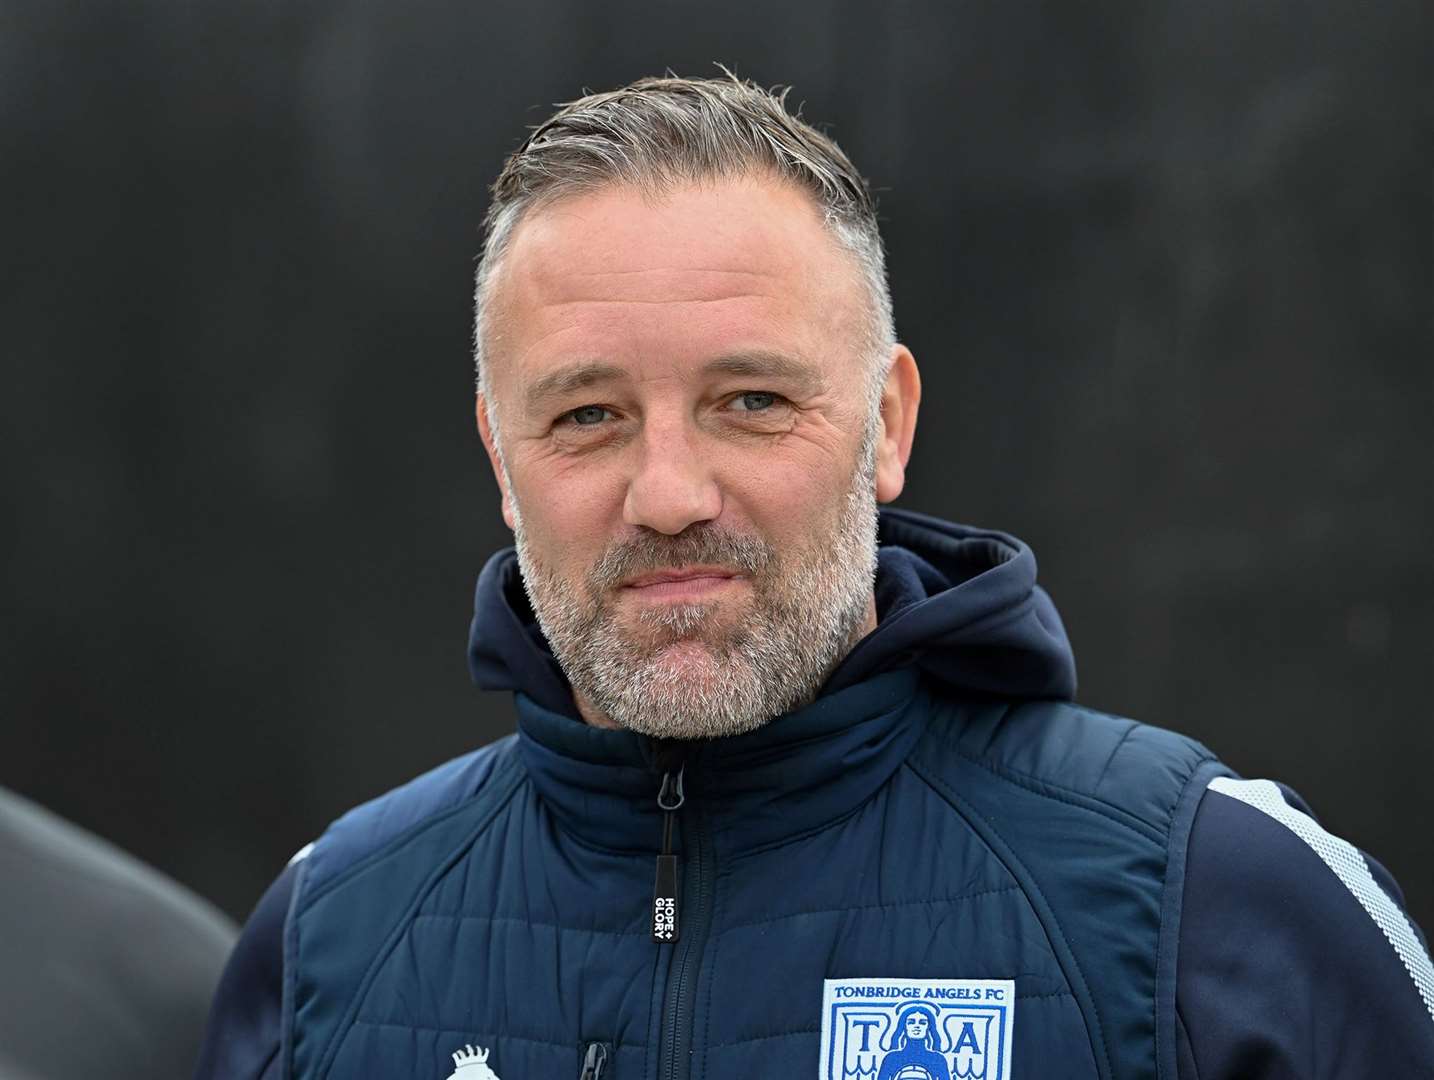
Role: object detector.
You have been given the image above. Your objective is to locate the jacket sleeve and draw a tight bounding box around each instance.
[192,860,298,1080]
[1176,778,1434,1078]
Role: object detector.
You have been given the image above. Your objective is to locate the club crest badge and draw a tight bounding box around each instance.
[820,978,1014,1080]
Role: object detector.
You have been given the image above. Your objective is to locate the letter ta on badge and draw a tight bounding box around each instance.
[819,978,1015,1080]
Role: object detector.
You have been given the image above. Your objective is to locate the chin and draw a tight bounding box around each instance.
[645,639,729,675]
[626,607,742,651]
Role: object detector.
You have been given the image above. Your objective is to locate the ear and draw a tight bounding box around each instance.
[874,343,921,503]
[475,394,516,531]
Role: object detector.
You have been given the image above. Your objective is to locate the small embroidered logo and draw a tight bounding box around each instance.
[445,1044,501,1080]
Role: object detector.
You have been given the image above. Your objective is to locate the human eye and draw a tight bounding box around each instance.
[550,403,627,450]
[726,391,784,413]
[559,404,612,427]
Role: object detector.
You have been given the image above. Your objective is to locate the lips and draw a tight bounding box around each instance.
[621,567,741,589]
[617,568,746,603]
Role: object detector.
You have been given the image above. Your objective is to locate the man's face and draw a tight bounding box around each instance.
[478,176,916,738]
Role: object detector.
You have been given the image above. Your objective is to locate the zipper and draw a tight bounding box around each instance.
[657,796,714,1080]
[579,1041,609,1079]
[651,767,684,943]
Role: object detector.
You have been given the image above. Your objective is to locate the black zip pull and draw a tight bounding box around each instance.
[652,766,685,944]
[579,1041,609,1079]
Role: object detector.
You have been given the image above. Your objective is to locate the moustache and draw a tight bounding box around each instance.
[589,525,775,591]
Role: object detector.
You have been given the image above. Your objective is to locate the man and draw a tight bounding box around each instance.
[195,75,1434,1079]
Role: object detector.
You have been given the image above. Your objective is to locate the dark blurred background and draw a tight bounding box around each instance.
[3,0,1430,933]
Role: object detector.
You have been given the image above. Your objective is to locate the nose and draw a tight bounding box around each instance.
[622,419,722,535]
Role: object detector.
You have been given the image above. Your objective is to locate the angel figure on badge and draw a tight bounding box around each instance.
[876,1004,952,1080]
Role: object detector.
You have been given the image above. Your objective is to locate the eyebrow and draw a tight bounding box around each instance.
[523,362,627,413]
[701,352,825,394]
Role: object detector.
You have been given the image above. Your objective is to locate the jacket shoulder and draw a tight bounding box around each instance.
[919,690,1228,834]
[283,736,527,1078]
[300,735,523,902]
[912,688,1236,1080]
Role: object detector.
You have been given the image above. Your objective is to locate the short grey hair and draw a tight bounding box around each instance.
[472,72,895,423]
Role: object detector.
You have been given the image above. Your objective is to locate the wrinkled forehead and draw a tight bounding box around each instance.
[481,177,869,387]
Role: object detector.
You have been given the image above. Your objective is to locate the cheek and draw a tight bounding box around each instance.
[512,462,626,559]
[722,454,851,541]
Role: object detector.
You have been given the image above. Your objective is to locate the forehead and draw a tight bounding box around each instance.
[484,176,867,390]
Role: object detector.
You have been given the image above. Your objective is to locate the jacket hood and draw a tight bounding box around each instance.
[467,506,1076,718]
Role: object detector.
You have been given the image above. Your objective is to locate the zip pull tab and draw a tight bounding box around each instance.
[652,766,685,944]
[579,1041,609,1079]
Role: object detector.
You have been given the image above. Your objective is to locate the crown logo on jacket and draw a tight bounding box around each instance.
[445,1044,500,1080]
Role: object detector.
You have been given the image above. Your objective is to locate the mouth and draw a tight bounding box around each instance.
[619,566,744,601]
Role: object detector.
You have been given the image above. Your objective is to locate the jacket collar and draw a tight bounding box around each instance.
[515,668,926,855]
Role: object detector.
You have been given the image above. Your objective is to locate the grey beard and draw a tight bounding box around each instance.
[509,436,880,740]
